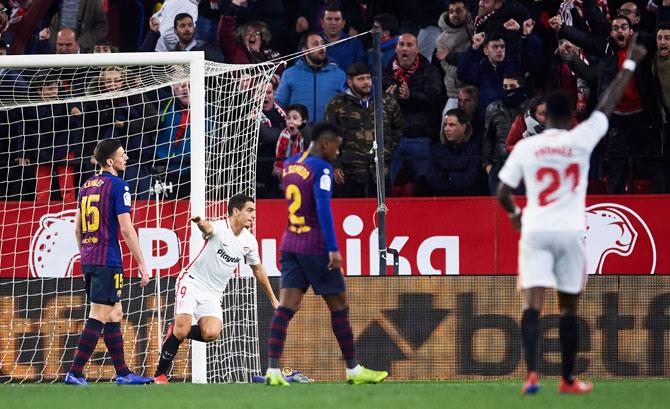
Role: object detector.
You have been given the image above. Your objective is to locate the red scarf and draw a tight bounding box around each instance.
[392,55,420,85]
[175,108,190,148]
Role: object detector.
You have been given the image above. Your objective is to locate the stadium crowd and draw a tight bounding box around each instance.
[0,0,669,199]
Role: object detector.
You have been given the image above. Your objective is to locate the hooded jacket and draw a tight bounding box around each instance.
[436,11,473,98]
[324,83,404,183]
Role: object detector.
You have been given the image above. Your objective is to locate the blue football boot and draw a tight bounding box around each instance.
[64,372,88,386]
[115,372,154,385]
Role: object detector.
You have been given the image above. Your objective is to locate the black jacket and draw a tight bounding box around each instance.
[383,54,443,138]
[560,25,660,125]
[474,0,529,37]
[427,137,482,196]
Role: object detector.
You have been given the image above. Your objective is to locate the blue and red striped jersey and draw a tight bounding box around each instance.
[78,171,132,267]
[279,152,339,255]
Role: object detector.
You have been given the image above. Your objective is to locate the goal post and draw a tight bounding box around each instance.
[0,51,278,383]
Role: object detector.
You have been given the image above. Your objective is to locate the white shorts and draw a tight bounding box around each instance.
[174,272,222,324]
[518,231,588,294]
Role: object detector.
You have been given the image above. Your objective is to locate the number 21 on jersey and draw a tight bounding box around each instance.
[536,163,580,206]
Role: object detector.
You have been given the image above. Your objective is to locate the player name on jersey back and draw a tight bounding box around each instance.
[280,153,335,255]
[498,112,609,233]
[78,172,131,267]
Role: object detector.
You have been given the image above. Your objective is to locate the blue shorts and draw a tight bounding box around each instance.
[280,251,345,295]
[82,265,124,306]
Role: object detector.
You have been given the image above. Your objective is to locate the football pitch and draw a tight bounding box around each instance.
[3,380,670,409]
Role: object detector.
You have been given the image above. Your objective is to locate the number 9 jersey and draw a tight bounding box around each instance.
[78,171,132,267]
[498,111,609,234]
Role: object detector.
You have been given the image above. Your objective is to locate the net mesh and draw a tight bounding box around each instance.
[0,56,279,383]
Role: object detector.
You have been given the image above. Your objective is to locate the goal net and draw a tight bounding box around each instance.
[0,52,278,383]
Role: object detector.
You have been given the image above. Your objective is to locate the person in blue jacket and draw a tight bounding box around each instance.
[319,4,366,73]
[275,32,346,123]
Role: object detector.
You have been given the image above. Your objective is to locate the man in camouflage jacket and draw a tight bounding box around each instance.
[325,62,404,198]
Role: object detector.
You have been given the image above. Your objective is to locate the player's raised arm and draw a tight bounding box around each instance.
[595,33,647,117]
[249,263,280,309]
[191,216,215,237]
[118,213,149,287]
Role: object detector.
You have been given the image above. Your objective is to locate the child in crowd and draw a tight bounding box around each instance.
[272,104,309,179]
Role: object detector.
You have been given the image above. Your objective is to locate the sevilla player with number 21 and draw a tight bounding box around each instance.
[497,34,648,395]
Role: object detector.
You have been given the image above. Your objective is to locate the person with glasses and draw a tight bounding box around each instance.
[552,14,665,193]
[617,2,642,27]
[218,15,284,84]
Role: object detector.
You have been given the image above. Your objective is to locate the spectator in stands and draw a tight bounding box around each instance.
[225,0,290,55]
[368,13,399,68]
[654,21,670,192]
[38,27,80,54]
[217,15,283,85]
[427,108,482,196]
[82,67,158,197]
[505,95,546,152]
[473,0,528,37]
[556,15,664,193]
[0,2,8,33]
[325,62,404,198]
[197,0,222,47]
[654,22,670,119]
[483,71,528,194]
[319,4,366,72]
[383,32,443,195]
[93,39,118,53]
[549,39,594,120]
[457,31,524,116]
[458,85,481,127]
[154,81,192,199]
[295,0,367,37]
[618,2,644,31]
[43,0,108,52]
[394,0,447,62]
[273,103,309,180]
[257,83,286,198]
[436,0,473,113]
[12,73,82,202]
[151,0,200,52]
[0,38,6,55]
[275,31,346,123]
[36,29,86,97]
[141,13,224,62]
[3,0,53,55]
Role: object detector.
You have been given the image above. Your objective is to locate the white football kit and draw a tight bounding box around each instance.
[498,111,609,293]
[175,220,261,322]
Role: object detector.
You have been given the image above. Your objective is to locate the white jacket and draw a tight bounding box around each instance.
[152,0,201,52]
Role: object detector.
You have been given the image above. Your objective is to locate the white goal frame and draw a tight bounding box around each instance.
[1,51,209,383]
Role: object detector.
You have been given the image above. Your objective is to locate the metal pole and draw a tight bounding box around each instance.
[153,182,163,353]
[151,175,172,353]
[372,28,389,276]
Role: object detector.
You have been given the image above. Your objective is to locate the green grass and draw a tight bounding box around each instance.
[3,380,670,409]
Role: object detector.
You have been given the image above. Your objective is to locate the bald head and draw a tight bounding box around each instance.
[56,28,80,54]
[618,2,640,25]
